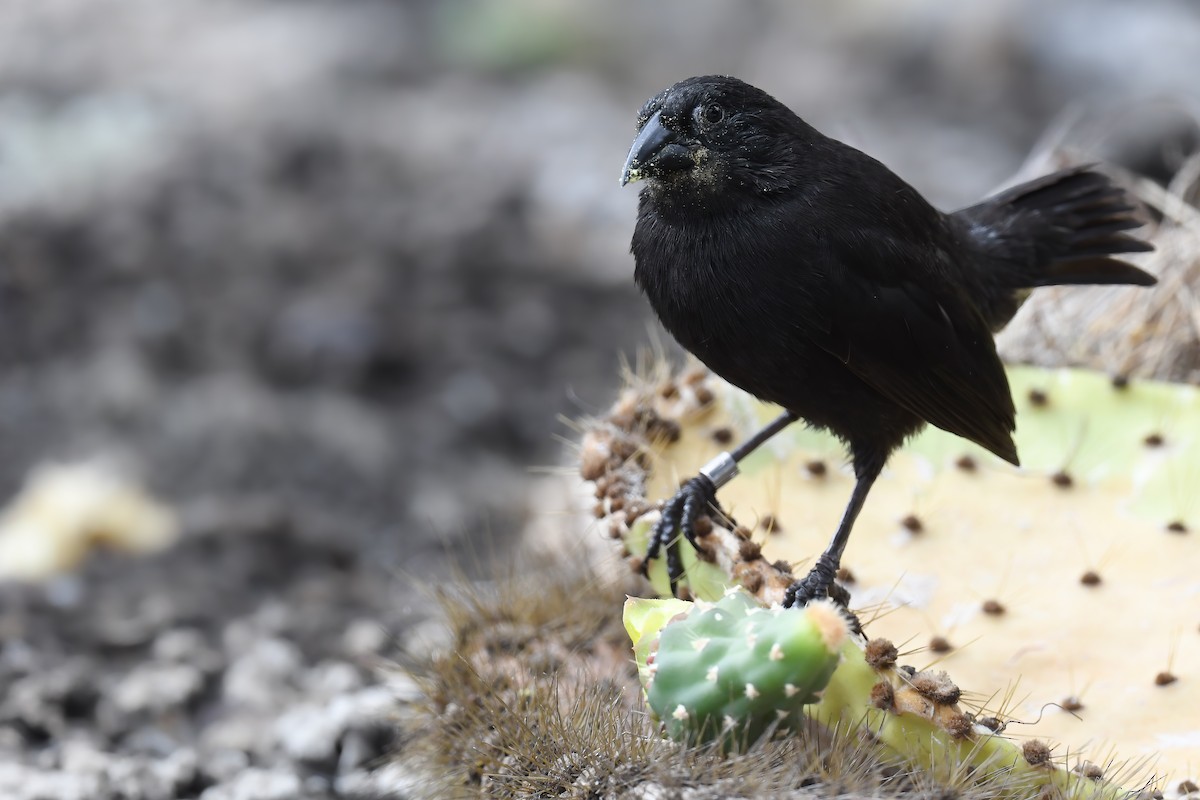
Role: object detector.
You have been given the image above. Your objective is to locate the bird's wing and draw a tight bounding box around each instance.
[809,231,1019,464]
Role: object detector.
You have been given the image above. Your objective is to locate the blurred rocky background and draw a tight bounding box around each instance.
[0,1,1197,797]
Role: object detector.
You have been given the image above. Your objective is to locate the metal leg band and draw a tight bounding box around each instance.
[699,451,738,490]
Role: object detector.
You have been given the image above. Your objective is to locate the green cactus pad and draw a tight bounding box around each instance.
[627,590,847,748]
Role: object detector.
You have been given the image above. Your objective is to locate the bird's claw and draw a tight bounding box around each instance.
[782,552,844,608]
[643,475,726,596]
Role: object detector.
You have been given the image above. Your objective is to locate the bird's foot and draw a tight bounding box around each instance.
[782,553,847,609]
[642,475,730,597]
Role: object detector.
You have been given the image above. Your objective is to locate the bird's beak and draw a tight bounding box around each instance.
[620,110,693,186]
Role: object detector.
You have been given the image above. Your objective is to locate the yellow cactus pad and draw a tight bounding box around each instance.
[586,363,1199,794]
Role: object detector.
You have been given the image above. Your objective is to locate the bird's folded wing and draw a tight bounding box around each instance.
[810,237,1019,465]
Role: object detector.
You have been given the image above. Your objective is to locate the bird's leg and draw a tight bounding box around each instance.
[644,410,799,596]
[782,458,885,608]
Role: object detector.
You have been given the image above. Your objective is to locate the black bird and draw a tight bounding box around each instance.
[621,75,1155,608]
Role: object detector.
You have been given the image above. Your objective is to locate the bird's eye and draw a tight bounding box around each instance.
[695,103,724,128]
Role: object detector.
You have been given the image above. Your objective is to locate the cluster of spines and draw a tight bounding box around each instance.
[580,368,715,547]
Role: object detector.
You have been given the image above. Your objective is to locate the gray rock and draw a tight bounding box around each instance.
[201,748,251,784]
[300,660,363,698]
[152,627,223,673]
[111,662,205,715]
[341,619,388,657]
[197,767,302,800]
[0,762,105,800]
[222,638,302,708]
[274,683,394,767]
[3,660,98,739]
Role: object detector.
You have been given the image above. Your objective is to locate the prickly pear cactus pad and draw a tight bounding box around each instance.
[584,362,1199,794]
[626,590,846,748]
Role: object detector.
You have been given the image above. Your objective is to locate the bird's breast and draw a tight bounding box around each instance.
[633,216,752,340]
[631,207,814,400]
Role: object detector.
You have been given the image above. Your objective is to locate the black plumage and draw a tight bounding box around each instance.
[622,75,1155,606]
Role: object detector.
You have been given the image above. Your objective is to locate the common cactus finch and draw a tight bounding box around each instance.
[622,75,1155,607]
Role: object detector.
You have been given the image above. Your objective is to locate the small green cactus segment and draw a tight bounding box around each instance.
[626,590,847,748]
[624,594,692,687]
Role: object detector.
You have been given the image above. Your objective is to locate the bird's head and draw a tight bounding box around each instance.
[620,75,809,199]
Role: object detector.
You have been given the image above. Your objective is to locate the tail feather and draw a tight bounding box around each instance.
[1039,257,1158,287]
[1067,219,1142,240]
[955,165,1157,292]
